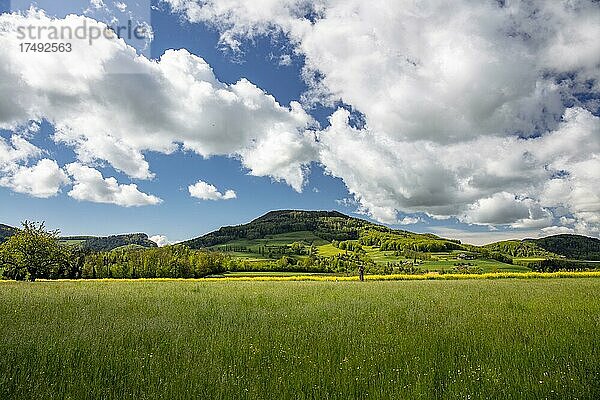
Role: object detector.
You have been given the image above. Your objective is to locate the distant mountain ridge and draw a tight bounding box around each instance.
[0,224,157,252]
[66,233,158,252]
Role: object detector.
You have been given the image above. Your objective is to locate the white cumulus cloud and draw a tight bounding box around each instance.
[149,235,172,247]
[0,158,70,198]
[66,163,162,206]
[189,180,237,201]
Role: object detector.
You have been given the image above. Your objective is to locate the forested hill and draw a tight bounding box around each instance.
[183,210,371,248]
[481,240,558,258]
[64,233,158,252]
[0,224,17,244]
[525,235,600,261]
[182,210,446,249]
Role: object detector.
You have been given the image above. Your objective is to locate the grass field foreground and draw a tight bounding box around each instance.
[1,279,599,399]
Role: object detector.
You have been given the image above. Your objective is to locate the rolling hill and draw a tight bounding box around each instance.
[182,210,520,273]
[482,235,600,261]
[525,235,600,261]
[179,210,600,274]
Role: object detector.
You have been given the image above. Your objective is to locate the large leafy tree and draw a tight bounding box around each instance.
[0,221,69,281]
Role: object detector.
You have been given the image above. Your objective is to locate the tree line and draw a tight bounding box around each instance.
[0,222,227,281]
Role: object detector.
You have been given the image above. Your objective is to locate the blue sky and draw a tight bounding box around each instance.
[0,0,356,241]
[1,1,599,244]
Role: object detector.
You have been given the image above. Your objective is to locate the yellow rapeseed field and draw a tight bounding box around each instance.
[20,270,600,283]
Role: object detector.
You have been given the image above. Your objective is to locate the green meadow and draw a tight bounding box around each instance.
[1,279,599,399]
[317,244,526,273]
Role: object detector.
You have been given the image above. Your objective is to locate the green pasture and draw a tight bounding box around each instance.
[1,279,599,399]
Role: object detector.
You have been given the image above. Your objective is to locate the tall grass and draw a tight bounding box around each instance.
[1,279,599,399]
